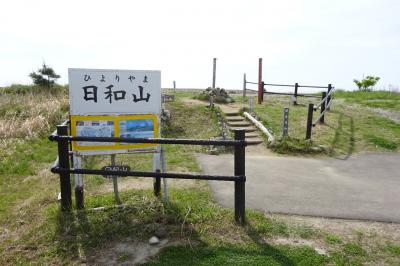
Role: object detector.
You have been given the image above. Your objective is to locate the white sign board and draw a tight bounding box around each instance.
[69,68,161,115]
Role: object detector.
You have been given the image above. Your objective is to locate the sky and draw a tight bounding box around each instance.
[1,0,400,92]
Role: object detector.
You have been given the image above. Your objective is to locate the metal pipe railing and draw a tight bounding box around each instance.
[49,125,247,225]
[51,166,245,182]
[313,97,335,126]
[314,88,335,110]
[49,135,247,147]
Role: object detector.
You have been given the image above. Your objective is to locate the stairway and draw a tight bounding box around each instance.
[224,111,264,145]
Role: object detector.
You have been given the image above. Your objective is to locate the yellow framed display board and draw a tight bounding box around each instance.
[70,114,159,152]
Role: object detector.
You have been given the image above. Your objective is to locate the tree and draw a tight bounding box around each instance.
[353,76,380,91]
[29,63,61,89]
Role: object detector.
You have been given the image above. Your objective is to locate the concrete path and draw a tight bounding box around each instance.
[196,153,400,223]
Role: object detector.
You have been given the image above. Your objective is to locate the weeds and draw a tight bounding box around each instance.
[325,234,342,244]
[0,90,68,139]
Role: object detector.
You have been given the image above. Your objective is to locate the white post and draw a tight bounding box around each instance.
[73,154,84,208]
[111,154,121,204]
[161,147,168,202]
[249,97,254,113]
[212,58,217,88]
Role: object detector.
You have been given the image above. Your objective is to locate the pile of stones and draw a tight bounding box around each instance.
[201,87,234,104]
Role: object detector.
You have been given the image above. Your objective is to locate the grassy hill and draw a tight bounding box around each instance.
[236,90,399,155]
[0,86,399,265]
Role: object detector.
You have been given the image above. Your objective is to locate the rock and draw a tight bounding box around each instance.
[149,236,160,245]
[311,146,324,152]
[201,87,234,103]
[314,247,328,256]
[155,227,168,239]
[208,149,219,155]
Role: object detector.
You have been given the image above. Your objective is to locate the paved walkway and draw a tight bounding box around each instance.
[196,153,400,223]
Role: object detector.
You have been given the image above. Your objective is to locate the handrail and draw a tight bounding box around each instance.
[264,83,294,87]
[49,135,247,147]
[298,85,334,89]
[50,126,247,225]
[313,97,334,126]
[263,91,319,98]
[51,164,245,182]
[314,88,335,110]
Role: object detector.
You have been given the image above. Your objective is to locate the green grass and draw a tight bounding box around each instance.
[343,242,366,256]
[335,90,400,111]
[366,134,398,150]
[0,138,57,223]
[325,234,343,244]
[146,243,328,266]
[386,244,400,255]
[239,93,399,155]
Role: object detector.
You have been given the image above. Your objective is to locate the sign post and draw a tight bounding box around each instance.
[282,108,289,137]
[68,68,162,203]
[110,154,121,204]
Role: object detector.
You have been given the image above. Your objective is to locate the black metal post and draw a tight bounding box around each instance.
[75,186,84,209]
[294,83,298,105]
[258,58,262,104]
[234,129,246,225]
[154,169,161,197]
[320,91,326,124]
[306,103,314,140]
[327,84,332,110]
[261,81,265,103]
[243,73,246,99]
[57,125,72,211]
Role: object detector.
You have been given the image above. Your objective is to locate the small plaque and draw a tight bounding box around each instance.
[101,165,131,178]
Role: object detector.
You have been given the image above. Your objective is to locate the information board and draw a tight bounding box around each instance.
[68,68,161,154]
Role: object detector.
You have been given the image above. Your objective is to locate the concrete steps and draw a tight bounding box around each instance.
[225,112,240,116]
[226,116,244,122]
[219,108,265,146]
[245,133,260,138]
[246,138,264,145]
[228,126,257,133]
[226,121,252,127]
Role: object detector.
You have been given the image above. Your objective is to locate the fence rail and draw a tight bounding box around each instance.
[49,135,246,146]
[264,83,294,87]
[242,73,331,104]
[49,125,247,225]
[51,167,244,182]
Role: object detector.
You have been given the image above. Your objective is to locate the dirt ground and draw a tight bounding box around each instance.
[370,107,400,123]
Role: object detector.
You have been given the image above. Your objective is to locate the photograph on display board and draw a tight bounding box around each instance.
[119,119,155,145]
[75,120,115,146]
